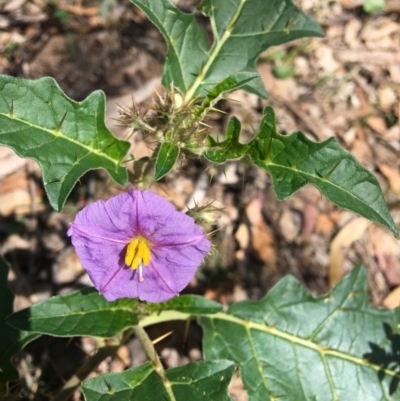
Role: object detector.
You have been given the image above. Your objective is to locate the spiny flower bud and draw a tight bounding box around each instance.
[186,201,223,227]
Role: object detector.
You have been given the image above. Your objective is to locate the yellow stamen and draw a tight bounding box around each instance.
[125,237,151,282]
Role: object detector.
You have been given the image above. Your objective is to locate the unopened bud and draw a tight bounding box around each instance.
[186,202,223,226]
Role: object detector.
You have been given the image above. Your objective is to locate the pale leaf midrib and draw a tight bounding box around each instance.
[0,112,122,167]
[141,310,400,381]
[184,0,248,101]
[262,161,389,227]
[28,307,136,320]
[209,313,400,380]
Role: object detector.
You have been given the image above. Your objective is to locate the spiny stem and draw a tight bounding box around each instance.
[132,325,177,401]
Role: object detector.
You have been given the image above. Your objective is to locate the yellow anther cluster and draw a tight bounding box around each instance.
[125,236,151,270]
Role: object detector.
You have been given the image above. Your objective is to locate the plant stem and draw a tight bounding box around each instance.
[131,325,177,401]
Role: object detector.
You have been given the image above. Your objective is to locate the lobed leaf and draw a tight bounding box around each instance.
[81,360,234,401]
[7,288,138,338]
[204,116,247,163]
[130,0,324,100]
[0,258,38,395]
[205,106,398,236]
[199,265,400,400]
[197,72,259,115]
[0,76,130,211]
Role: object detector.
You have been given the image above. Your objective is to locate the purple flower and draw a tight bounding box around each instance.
[67,190,211,303]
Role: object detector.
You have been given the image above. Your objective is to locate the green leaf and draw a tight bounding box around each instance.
[197,72,259,114]
[199,265,400,400]
[273,64,295,79]
[147,294,223,315]
[0,258,38,395]
[194,0,324,99]
[154,141,180,180]
[82,360,235,401]
[363,0,386,13]
[204,117,248,163]
[206,106,398,236]
[130,0,324,100]
[0,75,130,211]
[7,288,138,338]
[129,0,209,96]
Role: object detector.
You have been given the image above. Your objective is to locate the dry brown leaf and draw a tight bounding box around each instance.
[235,223,250,249]
[0,147,27,180]
[279,208,300,242]
[382,125,400,143]
[0,171,29,194]
[383,286,400,309]
[378,164,400,196]
[315,214,335,235]
[369,225,400,286]
[4,0,27,12]
[329,218,370,286]
[344,18,362,49]
[360,20,399,42]
[251,222,277,269]
[378,87,397,111]
[335,51,400,65]
[117,345,131,367]
[366,116,387,135]
[351,137,373,165]
[246,198,277,269]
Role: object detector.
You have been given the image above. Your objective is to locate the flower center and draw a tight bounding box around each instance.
[125,236,151,282]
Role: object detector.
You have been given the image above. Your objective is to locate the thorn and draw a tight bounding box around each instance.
[47,178,62,185]
[104,379,113,394]
[209,165,216,184]
[225,96,241,103]
[265,136,273,163]
[199,121,213,128]
[55,111,68,133]
[221,165,227,181]
[322,160,342,181]
[100,139,117,153]
[182,319,190,349]
[152,330,174,345]
[9,101,13,117]
[209,107,228,115]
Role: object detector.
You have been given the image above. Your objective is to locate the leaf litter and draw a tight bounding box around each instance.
[0,0,399,399]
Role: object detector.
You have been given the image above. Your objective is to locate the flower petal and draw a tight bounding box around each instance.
[152,235,211,293]
[134,190,177,238]
[68,189,211,303]
[147,212,207,247]
[69,230,125,292]
[67,191,139,242]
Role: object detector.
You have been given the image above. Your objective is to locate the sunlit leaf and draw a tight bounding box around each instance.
[82,360,234,401]
[0,75,130,211]
[129,0,324,100]
[199,265,400,400]
[154,141,180,180]
[205,106,398,236]
[7,288,138,338]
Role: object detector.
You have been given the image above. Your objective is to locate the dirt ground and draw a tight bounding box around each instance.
[0,0,400,400]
